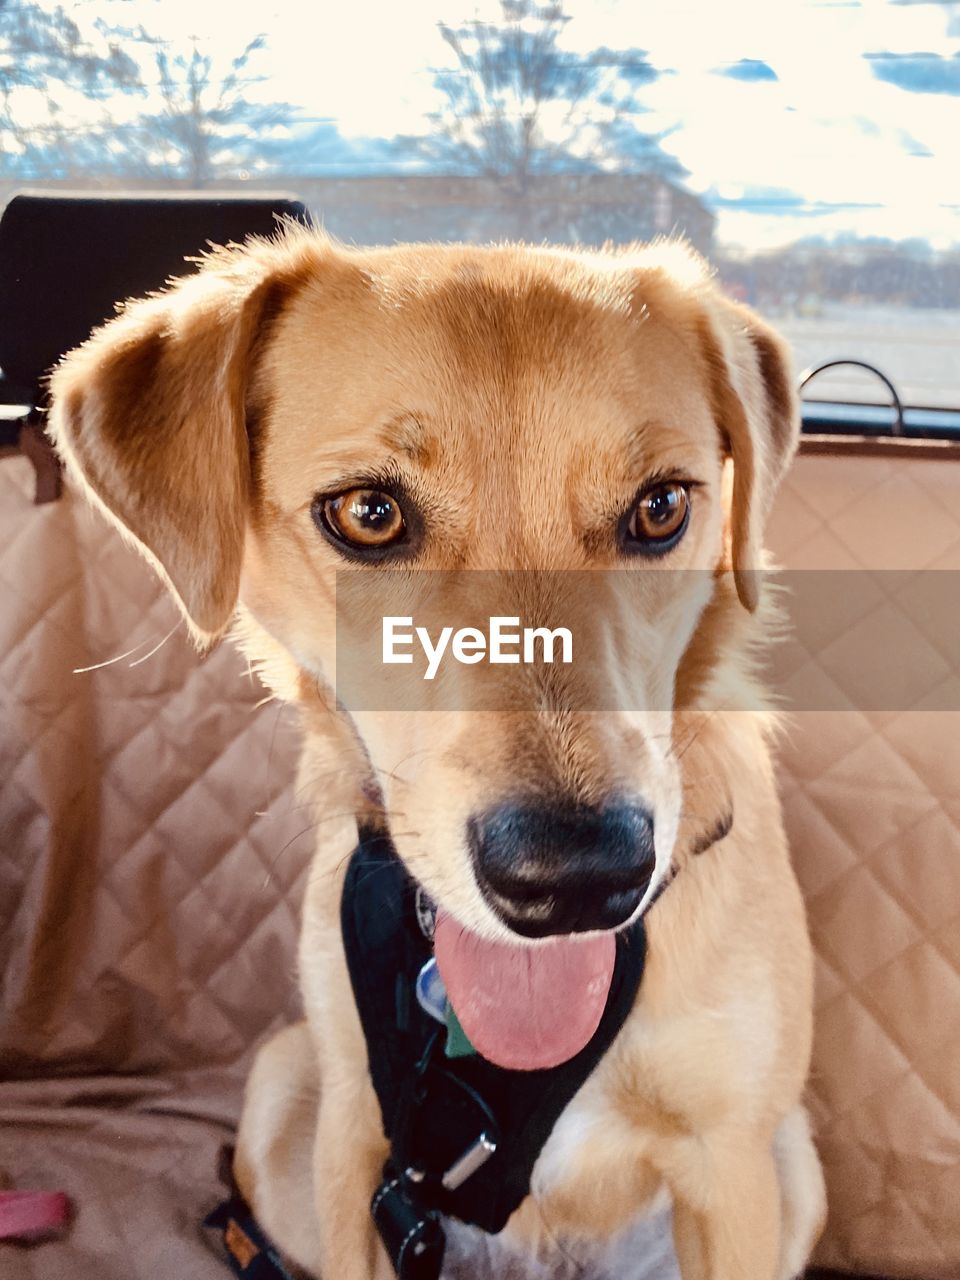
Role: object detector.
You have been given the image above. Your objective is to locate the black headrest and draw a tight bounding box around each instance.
[0,192,311,403]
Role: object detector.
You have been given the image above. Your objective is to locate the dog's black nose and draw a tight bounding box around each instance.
[468,801,656,938]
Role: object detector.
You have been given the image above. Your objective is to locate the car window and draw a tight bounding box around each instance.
[2,0,958,409]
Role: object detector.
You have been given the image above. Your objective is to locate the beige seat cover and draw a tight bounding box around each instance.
[1,443,958,1278]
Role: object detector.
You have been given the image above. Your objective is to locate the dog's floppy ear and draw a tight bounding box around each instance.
[698,294,800,611]
[48,250,298,643]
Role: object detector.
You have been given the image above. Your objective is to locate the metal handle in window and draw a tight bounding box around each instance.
[798,359,906,438]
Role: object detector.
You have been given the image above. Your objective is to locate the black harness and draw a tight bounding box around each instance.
[341,824,648,1280]
[206,810,732,1280]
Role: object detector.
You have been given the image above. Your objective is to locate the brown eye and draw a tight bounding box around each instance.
[626,482,690,552]
[321,488,406,549]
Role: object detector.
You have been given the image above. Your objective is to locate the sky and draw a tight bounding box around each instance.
[41,0,960,249]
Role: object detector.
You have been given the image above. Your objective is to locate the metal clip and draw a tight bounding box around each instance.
[414,886,437,941]
[440,1132,497,1191]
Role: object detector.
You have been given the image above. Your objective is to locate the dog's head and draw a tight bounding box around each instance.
[49,231,797,976]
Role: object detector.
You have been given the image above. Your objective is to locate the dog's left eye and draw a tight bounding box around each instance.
[317,488,406,549]
[623,481,690,553]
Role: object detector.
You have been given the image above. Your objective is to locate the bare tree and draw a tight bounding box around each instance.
[0,0,140,176]
[1,8,295,185]
[142,35,291,186]
[419,0,682,193]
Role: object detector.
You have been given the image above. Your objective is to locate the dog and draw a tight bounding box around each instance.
[49,227,826,1280]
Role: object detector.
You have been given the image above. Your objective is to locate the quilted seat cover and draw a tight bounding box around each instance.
[1,444,959,1279]
[0,454,310,1279]
[766,449,960,1279]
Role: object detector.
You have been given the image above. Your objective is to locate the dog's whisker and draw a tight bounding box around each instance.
[289,769,368,801]
[324,827,424,881]
[128,620,183,668]
[72,620,182,674]
[289,752,426,805]
[261,823,327,882]
[261,812,416,875]
[277,798,366,818]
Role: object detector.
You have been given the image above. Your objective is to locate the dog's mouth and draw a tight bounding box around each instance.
[432,909,617,1071]
[408,798,656,1070]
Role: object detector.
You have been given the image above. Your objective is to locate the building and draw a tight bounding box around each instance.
[0,173,715,256]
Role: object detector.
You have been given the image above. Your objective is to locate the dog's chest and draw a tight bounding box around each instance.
[441,1204,679,1280]
[441,1079,680,1280]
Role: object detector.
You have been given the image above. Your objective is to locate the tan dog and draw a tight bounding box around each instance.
[49,229,826,1280]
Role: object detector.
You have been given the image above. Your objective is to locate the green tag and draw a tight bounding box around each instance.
[444,1004,476,1058]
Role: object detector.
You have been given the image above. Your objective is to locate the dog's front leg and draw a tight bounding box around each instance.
[313,1066,393,1280]
[669,1140,781,1280]
[772,1106,826,1280]
[299,843,392,1280]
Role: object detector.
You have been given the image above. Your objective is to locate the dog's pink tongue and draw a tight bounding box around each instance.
[433,913,615,1071]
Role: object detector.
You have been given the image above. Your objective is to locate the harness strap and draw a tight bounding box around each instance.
[341,825,647,1279]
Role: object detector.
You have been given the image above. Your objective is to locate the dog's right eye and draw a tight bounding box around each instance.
[316,488,407,550]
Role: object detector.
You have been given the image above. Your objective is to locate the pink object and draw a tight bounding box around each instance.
[434,912,616,1071]
[0,1191,71,1241]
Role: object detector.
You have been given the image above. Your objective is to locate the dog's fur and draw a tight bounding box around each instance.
[49,229,826,1280]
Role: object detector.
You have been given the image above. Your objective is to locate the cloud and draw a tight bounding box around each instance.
[704,184,882,218]
[865,50,960,94]
[898,129,935,155]
[713,58,779,82]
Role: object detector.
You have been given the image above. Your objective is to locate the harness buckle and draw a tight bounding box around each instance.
[371,1173,445,1280]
